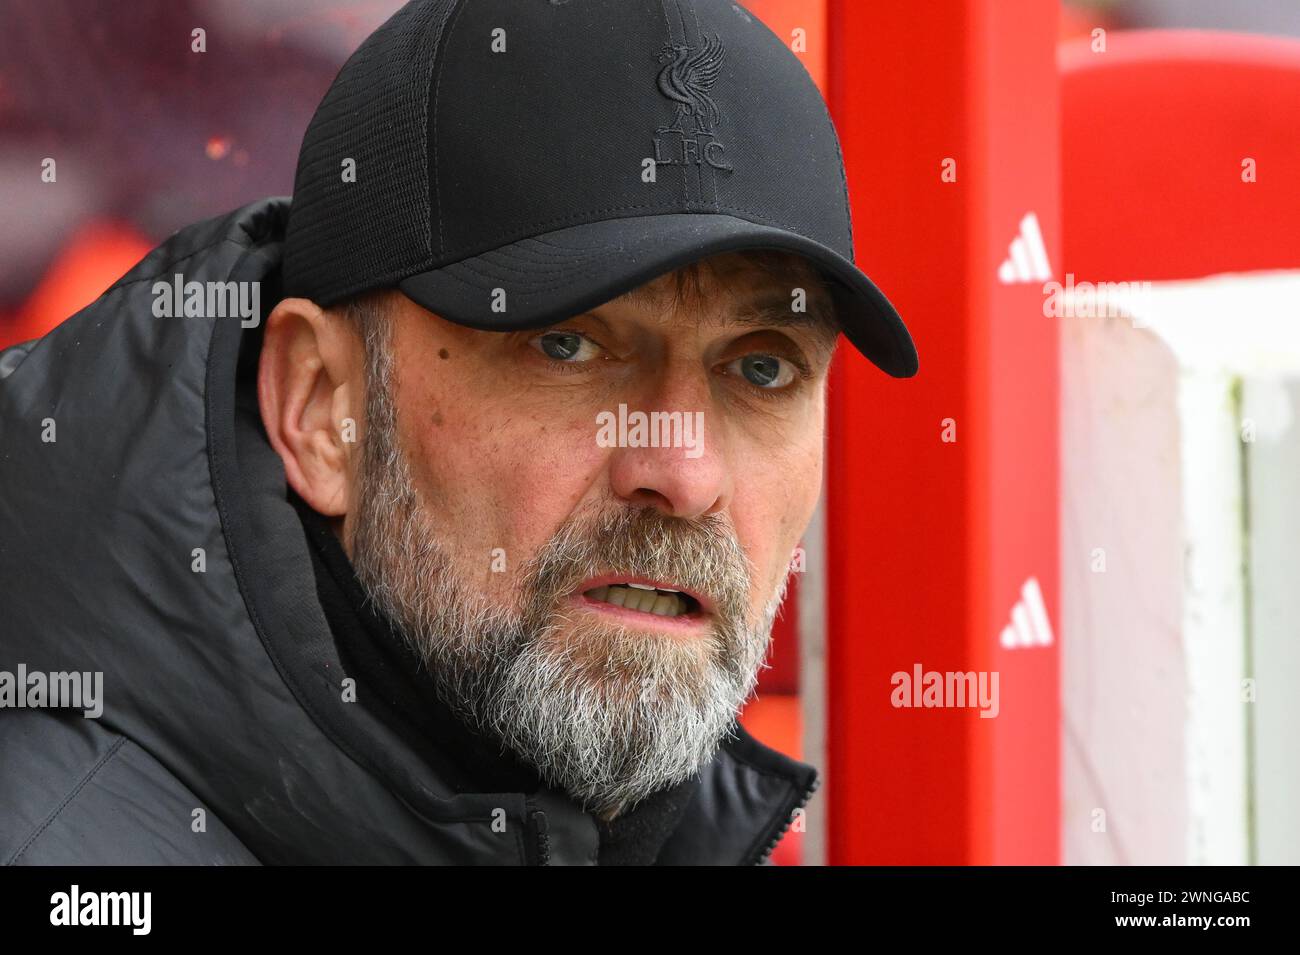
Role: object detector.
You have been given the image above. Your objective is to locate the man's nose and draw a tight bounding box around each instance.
[603,379,732,520]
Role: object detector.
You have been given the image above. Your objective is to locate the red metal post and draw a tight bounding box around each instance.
[824,0,1061,864]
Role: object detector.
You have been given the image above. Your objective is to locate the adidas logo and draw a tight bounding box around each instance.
[996,212,1052,284]
[999,576,1055,649]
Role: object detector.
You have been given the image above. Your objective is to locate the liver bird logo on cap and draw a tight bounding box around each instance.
[656,33,726,134]
[652,1,733,193]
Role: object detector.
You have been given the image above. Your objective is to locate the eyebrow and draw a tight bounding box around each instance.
[620,280,839,336]
[707,290,842,352]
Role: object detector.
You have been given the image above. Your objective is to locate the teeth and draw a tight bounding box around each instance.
[650,594,677,616]
[584,584,688,617]
[629,589,655,612]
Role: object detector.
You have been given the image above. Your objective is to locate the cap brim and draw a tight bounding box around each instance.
[398,213,918,378]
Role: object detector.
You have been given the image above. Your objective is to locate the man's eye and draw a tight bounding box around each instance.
[533,331,601,362]
[728,354,796,389]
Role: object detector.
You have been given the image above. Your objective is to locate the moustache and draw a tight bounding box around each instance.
[519,504,754,628]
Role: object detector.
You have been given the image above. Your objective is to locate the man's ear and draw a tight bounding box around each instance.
[257,297,364,518]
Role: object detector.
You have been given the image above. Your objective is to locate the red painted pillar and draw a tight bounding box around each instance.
[824,0,1061,864]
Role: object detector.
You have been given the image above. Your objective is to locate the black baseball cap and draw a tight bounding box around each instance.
[283,0,918,378]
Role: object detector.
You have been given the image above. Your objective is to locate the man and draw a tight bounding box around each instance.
[0,0,916,865]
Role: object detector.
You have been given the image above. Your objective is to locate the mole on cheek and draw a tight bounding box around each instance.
[438,348,450,360]
[431,410,443,427]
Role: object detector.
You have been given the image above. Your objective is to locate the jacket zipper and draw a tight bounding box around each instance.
[753,774,821,865]
[527,809,551,866]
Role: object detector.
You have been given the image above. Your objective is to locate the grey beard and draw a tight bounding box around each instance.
[346,319,787,817]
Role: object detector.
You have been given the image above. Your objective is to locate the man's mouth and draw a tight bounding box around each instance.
[577,577,708,622]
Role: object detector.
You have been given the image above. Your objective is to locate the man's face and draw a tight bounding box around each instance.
[343,251,838,816]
